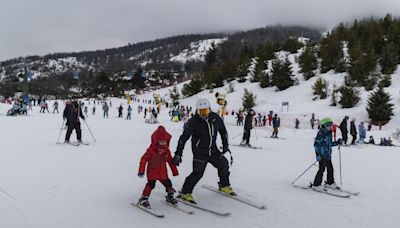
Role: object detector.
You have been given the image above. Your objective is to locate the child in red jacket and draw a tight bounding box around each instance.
[137,126,179,208]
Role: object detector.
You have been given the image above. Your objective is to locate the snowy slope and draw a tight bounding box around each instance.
[1,53,400,227]
[170,38,227,63]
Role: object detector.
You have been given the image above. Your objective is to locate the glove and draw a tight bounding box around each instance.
[172,155,182,166]
[138,173,144,178]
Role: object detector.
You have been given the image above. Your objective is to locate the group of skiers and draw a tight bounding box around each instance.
[137,98,234,208]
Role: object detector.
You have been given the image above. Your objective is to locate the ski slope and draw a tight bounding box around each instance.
[0,92,400,227]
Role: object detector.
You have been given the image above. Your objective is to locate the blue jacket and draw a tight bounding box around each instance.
[272,117,280,128]
[314,127,334,160]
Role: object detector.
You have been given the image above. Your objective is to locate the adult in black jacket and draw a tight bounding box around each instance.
[350,118,357,145]
[241,109,255,146]
[339,116,349,145]
[63,100,85,143]
[172,98,234,203]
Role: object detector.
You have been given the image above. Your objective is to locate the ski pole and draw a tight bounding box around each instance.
[338,145,343,188]
[232,132,243,140]
[56,119,66,143]
[83,119,96,142]
[291,160,318,184]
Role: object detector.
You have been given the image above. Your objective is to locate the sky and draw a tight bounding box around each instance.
[0,0,400,61]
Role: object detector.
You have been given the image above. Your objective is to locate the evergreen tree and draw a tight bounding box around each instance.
[380,43,398,75]
[378,74,392,87]
[312,77,328,99]
[259,71,270,88]
[169,85,181,107]
[205,42,218,67]
[242,88,256,110]
[299,45,318,80]
[270,56,294,91]
[318,34,346,73]
[366,86,394,123]
[181,78,204,97]
[281,37,303,53]
[338,82,361,108]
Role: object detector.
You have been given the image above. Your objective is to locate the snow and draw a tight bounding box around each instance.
[170,38,227,63]
[1,58,400,227]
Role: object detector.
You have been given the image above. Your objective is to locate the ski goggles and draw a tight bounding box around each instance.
[198,108,210,116]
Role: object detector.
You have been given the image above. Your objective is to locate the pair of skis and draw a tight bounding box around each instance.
[132,184,266,217]
[56,141,90,146]
[232,144,263,150]
[293,183,359,198]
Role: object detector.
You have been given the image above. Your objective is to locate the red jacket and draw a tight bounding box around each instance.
[138,126,178,180]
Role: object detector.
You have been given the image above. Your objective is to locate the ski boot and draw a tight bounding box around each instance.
[177,192,196,204]
[64,140,70,144]
[245,143,252,148]
[138,196,151,209]
[219,186,236,196]
[324,182,341,190]
[311,184,324,191]
[240,139,246,146]
[165,191,178,205]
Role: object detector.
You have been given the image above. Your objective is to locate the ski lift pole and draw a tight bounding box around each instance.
[84,119,96,142]
[291,160,318,184]
[56,119,66,143]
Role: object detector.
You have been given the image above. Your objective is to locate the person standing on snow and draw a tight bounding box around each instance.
[53,100,59,113]
[312,118,342,190]
[358,121,366,144]
[118,105,123,118]
[350,118,357,145]
[271,114,280,138]
[241,109,256,147]
[339,116,349,145]
[137,126,179,208]
[127,105,132,120]
[172,98,234,204]
[310,113,316,129]
[63,100,85,144]
[102,102,109,118]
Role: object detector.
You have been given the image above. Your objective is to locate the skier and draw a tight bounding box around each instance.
[295,118,300,129]
[102,102,109,118]
[241,109,256,147]
[339,116,349,145]
[118,105,123,118]
[137,126,179,208]
[127,105,132,120]
[92,106,96,115]
[84,106,88,117]
[63,100,85,144]
[358,121,366,144]
[53,100,59,113]
[172,98,234,204]
[271,114,280,138]
[350,118,357,145]
[310,113,315,129]
[312,118,341,190]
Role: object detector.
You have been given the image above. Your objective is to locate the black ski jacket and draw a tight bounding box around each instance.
[175,112,228,157]
[339,119,348,134]
[63,102,84,125]
[244,114,254,130]
[350,121,357,135]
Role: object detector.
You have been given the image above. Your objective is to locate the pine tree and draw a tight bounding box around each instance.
[299,45,318,80]
[242,88,256,109]
[338,82,361,108]
[270,56,294,91]
[378,74,392,87]
[181,79,203,97]
[312,77,328,99]
[380,43,398,75]
[319,34,346,73]
[169,85,181,107]
[281,37,303,53]
[366,86,394,123]
[259,71,270,88]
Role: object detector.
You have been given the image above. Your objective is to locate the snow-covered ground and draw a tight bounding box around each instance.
[1,90,400,227]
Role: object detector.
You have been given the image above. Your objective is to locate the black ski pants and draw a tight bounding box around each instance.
[351,134,357,144]
[242,129,251,144]
[342,132,348,145]
[181,151,230,194]
[65,122,82,141]
[313,158,334,186]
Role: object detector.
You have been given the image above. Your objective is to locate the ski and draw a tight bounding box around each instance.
[176,198,231,216]
[131,203,164,218]
[232,144,263,150]
[324,182,360,196]
[163,201,194,214]
[77,141,90,145]
[292,184,351,198]
[56,142,80,146]
[265,136,286,140]
[202,184,266,209]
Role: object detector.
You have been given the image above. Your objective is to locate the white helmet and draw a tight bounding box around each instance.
[196,98,211,110]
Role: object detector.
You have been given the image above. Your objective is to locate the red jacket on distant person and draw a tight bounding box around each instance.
[138,126,178,180]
